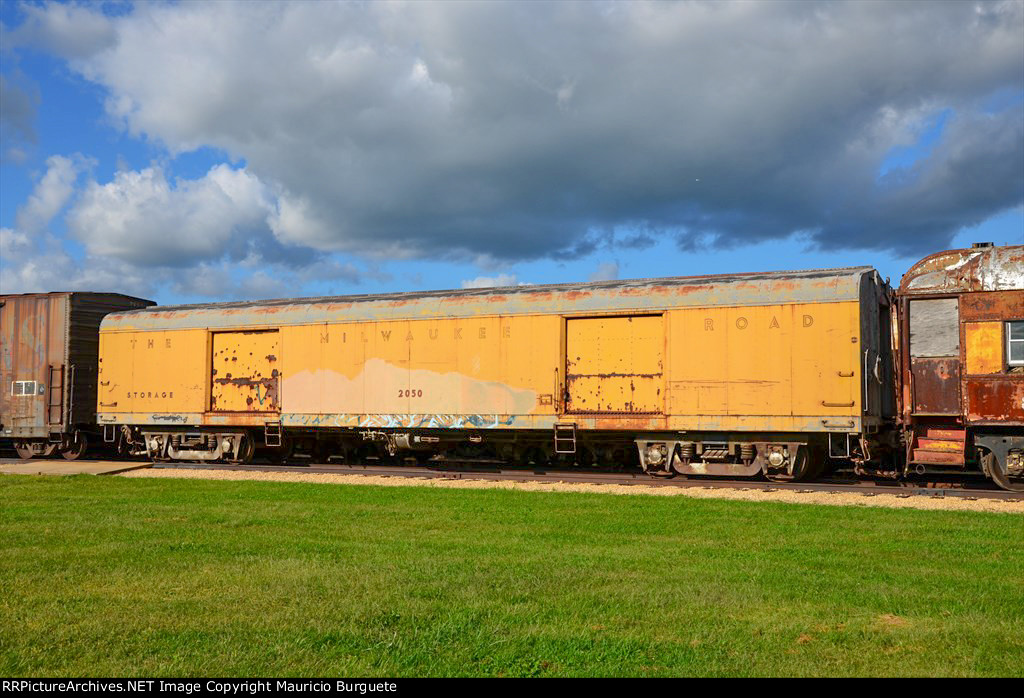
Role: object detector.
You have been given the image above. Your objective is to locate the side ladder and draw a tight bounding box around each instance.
[47,364,65,428]
[264,421,283,447]
[554,423,577,455]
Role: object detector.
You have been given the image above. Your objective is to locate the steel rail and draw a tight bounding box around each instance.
[144,461,1022,501]
[3,454,1019,501]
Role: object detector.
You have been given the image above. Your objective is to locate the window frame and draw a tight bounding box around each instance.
[908,297,960,358]
[1008,320,1024,367]
[10,380,38,397]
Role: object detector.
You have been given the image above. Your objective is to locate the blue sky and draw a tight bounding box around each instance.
[1,1,1022,304]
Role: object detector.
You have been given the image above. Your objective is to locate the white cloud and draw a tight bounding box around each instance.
[588,261,619,282]
[66,163,274,266]
[8,0,1024,267]
[267,193,339,252]
[0,227,152,297]
[461,273,520,289]
[11,2,117,59]
[0,155,86,294]
[0,227,30,260]
[15,154,82,233]
[0,155,373,300]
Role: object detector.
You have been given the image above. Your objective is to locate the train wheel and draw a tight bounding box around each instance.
[574,447,596,468]
[765,445,819,482]
[801,445,827,481]
[275,438,296,464]
[313,440,341,464]
[525,446,550,467]
[227,434,255,464]
[983,451,1024,493]
[790,447,816,481]
[61,433,87,460]
[14,441,35,460]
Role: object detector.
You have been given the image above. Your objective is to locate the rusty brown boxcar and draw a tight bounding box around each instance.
[0,292,154,459]
[896,243,1024,491]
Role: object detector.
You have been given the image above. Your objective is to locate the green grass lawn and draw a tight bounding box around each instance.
[0,475,1021,677]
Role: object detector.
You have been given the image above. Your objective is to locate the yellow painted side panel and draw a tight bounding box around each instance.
[668,301,860,417]
[98,331,134,414]
[210,331,280,412]
[503,315,560,415]
[965,322,1003,375]
[315,324,368,414]
[364,321,411,414]
[103,299,865,430]
[98,330,207,414]
[280,324,324,414]
[566,316,663,413]
[668,309,729,415]
[270,321,369,417]
[408,319,458,413]
[790,302,859,416]
[456,316,503,413]
[280,316,546,417]
[249,300,860,424]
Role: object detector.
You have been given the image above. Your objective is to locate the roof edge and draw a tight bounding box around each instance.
[136,265,876,315]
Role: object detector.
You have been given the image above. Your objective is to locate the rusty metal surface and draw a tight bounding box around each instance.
[959,289,1024,321]
[1,293,153,439]
[896,245,1023,431]
[101,266,876,332]
[908,424,967,466]
[961,296,1024,426]
[0,294,67,438]
[910,449,966,466]
[899,244,1024,295]
[565,315,663,414]
[210,331,280,412]
[966,379,1024,424]
[910,357,961,415]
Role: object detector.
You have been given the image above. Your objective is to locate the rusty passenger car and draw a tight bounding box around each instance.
[896,243,1024,491]
[0,292,154,459]
[96,266,894,481]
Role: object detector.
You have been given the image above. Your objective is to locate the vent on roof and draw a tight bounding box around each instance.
[972,242,994,248]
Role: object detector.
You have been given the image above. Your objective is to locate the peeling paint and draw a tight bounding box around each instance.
[281,358,538,416]
[901,245,1024,295]
[101,267,874,332]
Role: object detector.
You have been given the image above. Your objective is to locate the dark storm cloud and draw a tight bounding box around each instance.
[14,0,1024,266]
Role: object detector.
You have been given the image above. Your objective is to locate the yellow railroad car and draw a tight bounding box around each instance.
[97,267,894,480]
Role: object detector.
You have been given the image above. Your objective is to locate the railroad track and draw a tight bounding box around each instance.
[146,460,1023,501]
[4,451,1019,501]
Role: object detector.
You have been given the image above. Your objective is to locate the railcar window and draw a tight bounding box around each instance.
[1009,321,1024,366]
[909,298,959,357]
[11,380,37,396]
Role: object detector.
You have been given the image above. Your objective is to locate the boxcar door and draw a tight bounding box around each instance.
[908,298,961,415]
[210,330,281,412]
[565,315,663,414]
